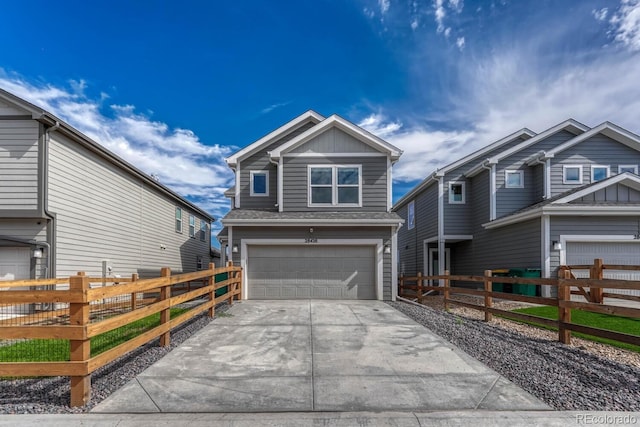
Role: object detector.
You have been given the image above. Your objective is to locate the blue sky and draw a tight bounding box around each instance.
[1,0,639,242]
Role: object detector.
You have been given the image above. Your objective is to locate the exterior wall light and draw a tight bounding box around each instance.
[232,244,239,253]
[552,241,562,251]
[32,248,43,259]
[384,244,391,254]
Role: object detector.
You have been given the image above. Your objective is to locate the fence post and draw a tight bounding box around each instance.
[130,273,139,311]
[591,258,604,304]
[159,267,171,347]
[227,261,236,306]
[484,270,493,322]
[208,263,215,318]
[69,272,91,407]
[443,270,450,311]
[559,269,572,344]
[417,272,423,304]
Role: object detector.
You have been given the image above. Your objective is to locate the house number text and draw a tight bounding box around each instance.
[304,238,318,243]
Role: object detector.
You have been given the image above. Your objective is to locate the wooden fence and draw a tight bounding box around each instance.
[0,262,242,407]
[399,258,640,350]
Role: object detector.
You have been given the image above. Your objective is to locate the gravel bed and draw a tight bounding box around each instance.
[0,302,229,414]
[389,300,640,411]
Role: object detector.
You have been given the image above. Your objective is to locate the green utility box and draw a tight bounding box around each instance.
[214,272,229,297]
[509,268,540,296]
[491,269,511,293]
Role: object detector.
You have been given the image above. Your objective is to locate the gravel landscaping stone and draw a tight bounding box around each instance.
[389,299,640,411]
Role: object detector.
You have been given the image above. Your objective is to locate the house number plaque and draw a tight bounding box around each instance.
[304,238,318,243]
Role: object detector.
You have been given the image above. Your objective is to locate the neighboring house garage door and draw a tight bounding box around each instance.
[566,241,640,297]
[0,247,31,316]
[247,245,376,299]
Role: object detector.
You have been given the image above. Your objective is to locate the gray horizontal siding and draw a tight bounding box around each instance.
[47,132,210,278]
[230,225,393,300]
[238,121,315,210]
[550,134,640,197]
[290,127,378,153]
[0,120,39,210]
[282,156,388,211]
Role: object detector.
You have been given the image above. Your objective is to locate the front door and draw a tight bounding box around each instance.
[427,247,450,284]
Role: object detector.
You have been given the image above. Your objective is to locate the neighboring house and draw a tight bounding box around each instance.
[394,119,640,297]
[218,111,404,300]
[0,88,214,285]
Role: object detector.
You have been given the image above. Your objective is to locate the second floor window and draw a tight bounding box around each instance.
[563,165,583,184]
[250,171,269,196]
[200,221,207,241]
[407,201,415,230]
[189,215,196,237]
[175,207,182,233]
[309,165,361,206]
[591,165,610,182]
[505,170,524,188]
[619,165,638,175]
[448,182,465,204]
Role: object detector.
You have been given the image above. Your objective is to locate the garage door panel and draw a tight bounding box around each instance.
[566,241,640,296]
[248,245,376,300]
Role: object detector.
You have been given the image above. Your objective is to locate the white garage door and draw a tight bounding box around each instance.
[566,241,640,297]
[0,247,31,316]
[247,245,376,299]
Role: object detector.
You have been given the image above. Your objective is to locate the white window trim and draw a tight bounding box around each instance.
[249,170,269,197]
[307,164,362,207]
[407,200,415,230]
[505,170,524,188]
[619,165,638,175]
[448,181,465,204]
[175,207,183,233]
[590,165,610,182]
[189,215,196,238]
[562,165,583,184]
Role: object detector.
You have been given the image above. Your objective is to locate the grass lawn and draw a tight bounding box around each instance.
[511,305,640,353]
[0,307,188,362]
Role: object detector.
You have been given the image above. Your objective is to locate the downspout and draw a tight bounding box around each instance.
[529,152,551,200]
[436,172,445,287]
[480,161,496,221]
[268,153,282,211]
[42,120,60,280]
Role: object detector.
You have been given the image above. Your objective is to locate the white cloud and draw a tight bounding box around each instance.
[610,0,640,51]
[456,36,465,50]
[593,8,608,21]
[261,101,291,114]
[448,0,463,13]
[434,0,446,33]
[379,0,390,15]
[411,19,419,30]
[358,114,402,139]
[0,71,234,232]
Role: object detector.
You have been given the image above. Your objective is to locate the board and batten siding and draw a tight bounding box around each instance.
[238,121,316,210]
[230,226,393,300]
[47,132,210,278]
[550,134,640,197]
[569,183,640,203]
[0,119,40,211]
[289,127,378,153]
[282,156,387,211]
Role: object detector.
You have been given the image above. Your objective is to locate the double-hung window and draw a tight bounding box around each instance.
[448,182,465,204]
[563,165,583,184]
[250,171,269,196]
[591,165,609,182]
[175,207,182,233]
[309,165,361,206]
[189,215,196,238]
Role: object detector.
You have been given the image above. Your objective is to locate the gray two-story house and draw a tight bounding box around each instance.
[218,111,403,300]
[0,88,213,286]
[394,119,640,297]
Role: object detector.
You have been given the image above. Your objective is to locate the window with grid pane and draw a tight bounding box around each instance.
[309,165,360,206]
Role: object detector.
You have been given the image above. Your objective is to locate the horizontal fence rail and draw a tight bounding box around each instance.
[0,262,242,407]
[398,258,640,351]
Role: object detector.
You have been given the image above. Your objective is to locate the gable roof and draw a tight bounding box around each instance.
[484,172,640,229]
[465,119,589,177]
[268,114,403,162]
[225,110,325,167]
[0,88,215,221]
[393,127,536,209]
[543,121,640,157]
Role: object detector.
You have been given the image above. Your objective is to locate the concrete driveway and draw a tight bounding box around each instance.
[92,300,548,413]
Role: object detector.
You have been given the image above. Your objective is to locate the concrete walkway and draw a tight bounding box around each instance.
[92,300,548,413]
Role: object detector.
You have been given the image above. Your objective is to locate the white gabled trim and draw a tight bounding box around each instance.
[283,152,387,158]
[225,110,324,166]
[241,238,385,300]
[270,114,402,161]
[546,121,640,158]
